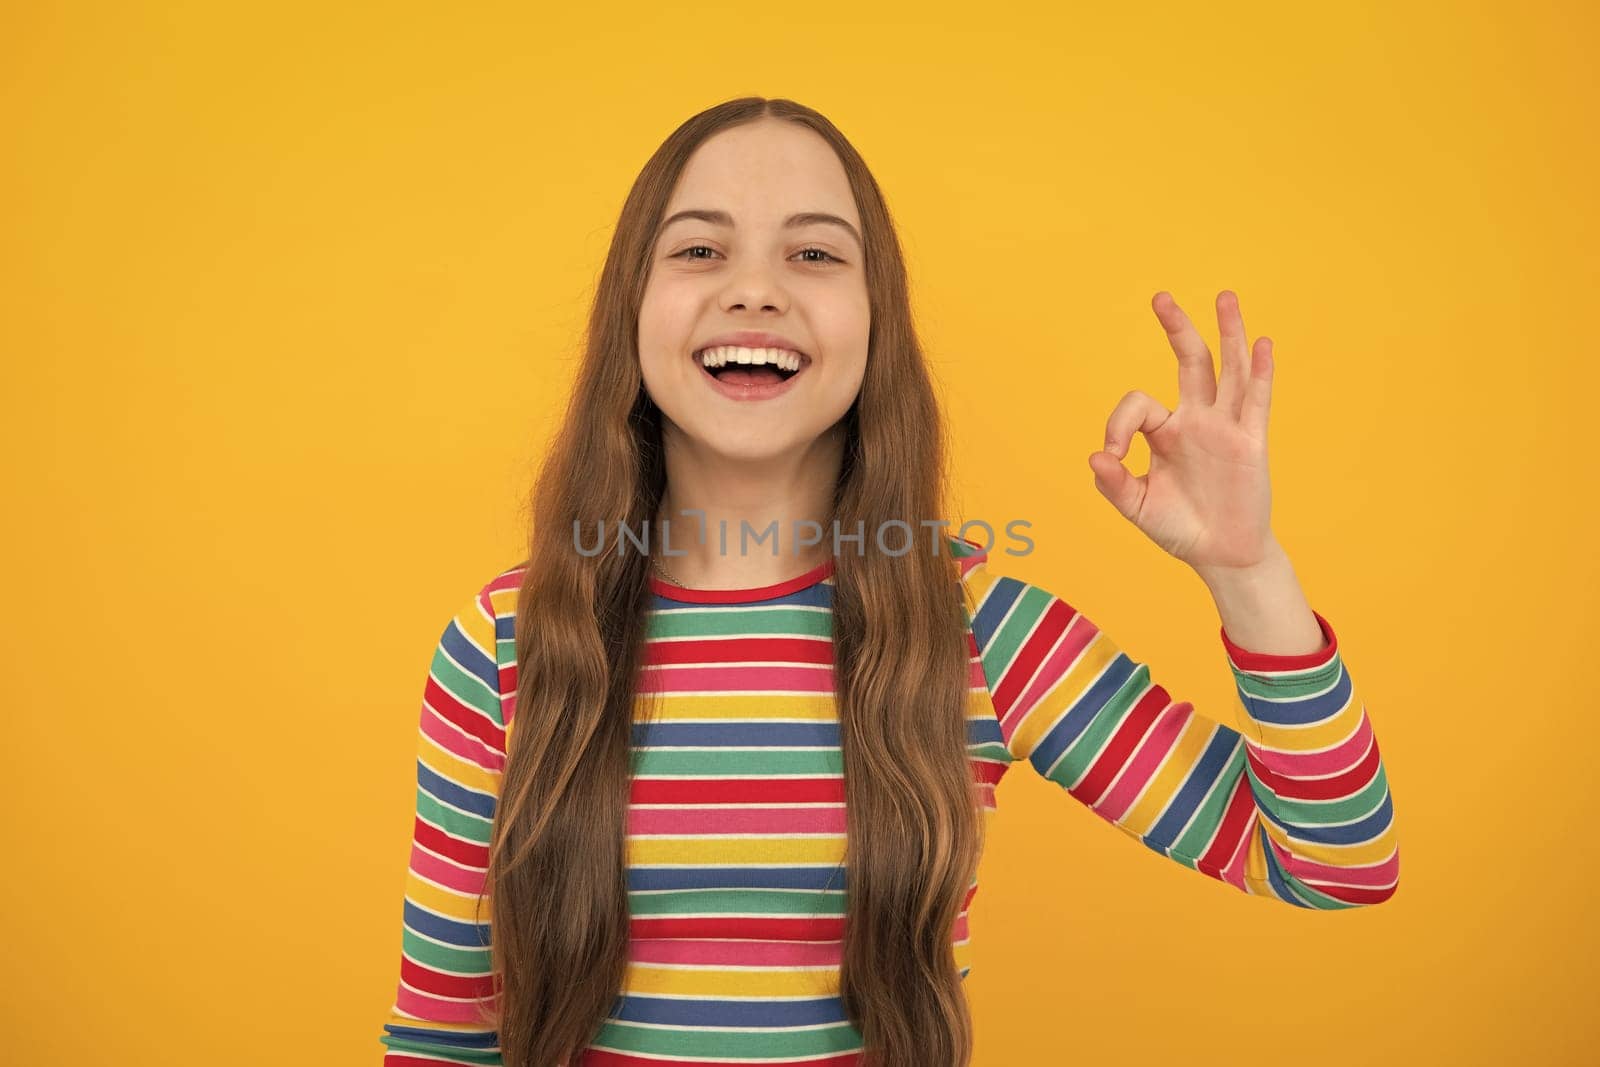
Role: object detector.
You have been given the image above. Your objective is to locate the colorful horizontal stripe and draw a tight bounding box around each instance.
[380,537,1398,1064]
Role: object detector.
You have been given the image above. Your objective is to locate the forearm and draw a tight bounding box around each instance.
[1193,538,1327,656]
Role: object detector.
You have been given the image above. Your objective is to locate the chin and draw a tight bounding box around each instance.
[657,403,848,463]
[699,433,800,464]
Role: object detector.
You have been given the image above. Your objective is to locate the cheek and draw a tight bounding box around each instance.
[635,311,676,376]
[835,359,869,406]
[813,291,870,357]
[637,284,699,361]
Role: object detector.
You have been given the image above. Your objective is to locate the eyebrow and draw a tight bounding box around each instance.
[658,208,863,252]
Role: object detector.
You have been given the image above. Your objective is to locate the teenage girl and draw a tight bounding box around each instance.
[380,95,1398,1067]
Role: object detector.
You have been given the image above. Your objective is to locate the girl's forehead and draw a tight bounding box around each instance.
[674,126,854,200]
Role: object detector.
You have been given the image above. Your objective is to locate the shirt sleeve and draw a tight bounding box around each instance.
[962,553,1400,908]
[379,581,508,1065]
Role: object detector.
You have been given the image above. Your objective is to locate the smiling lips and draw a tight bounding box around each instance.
[693,344,808,401]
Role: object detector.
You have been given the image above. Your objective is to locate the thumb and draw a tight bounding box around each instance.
[1087,449,1141,522]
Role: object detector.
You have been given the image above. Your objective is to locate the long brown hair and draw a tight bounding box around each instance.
[480,96,984,1067]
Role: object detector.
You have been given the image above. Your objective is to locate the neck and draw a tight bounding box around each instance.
[653,422,845,589]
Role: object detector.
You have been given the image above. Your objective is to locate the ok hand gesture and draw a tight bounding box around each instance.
[1087,290,1279,573]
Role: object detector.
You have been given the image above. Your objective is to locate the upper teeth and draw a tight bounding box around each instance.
[698,345,803,371]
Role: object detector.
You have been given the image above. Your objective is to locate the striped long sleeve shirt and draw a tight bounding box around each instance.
[379,535,1399,1065]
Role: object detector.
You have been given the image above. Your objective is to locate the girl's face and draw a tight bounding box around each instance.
[638,119,870,463]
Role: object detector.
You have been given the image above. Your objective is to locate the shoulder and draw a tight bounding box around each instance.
[438,561,528,676]
[949,534,1090,660]
[948,533,1079,617]
[475,560,529,625]
[441,561,527,638]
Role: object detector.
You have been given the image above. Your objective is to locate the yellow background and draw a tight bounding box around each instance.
[4,2,1595,1064]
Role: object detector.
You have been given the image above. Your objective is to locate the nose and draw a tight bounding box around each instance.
[720,261,788,313]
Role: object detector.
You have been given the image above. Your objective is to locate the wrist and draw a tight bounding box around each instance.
[1193,535,1290,595]
[1195,539,1327,657]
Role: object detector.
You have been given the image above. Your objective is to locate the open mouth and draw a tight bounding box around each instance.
[694,348,809,387]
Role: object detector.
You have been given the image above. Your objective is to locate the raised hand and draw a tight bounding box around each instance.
[1087,290,1279,573]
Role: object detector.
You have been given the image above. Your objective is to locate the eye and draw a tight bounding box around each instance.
[670,245,845,265]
